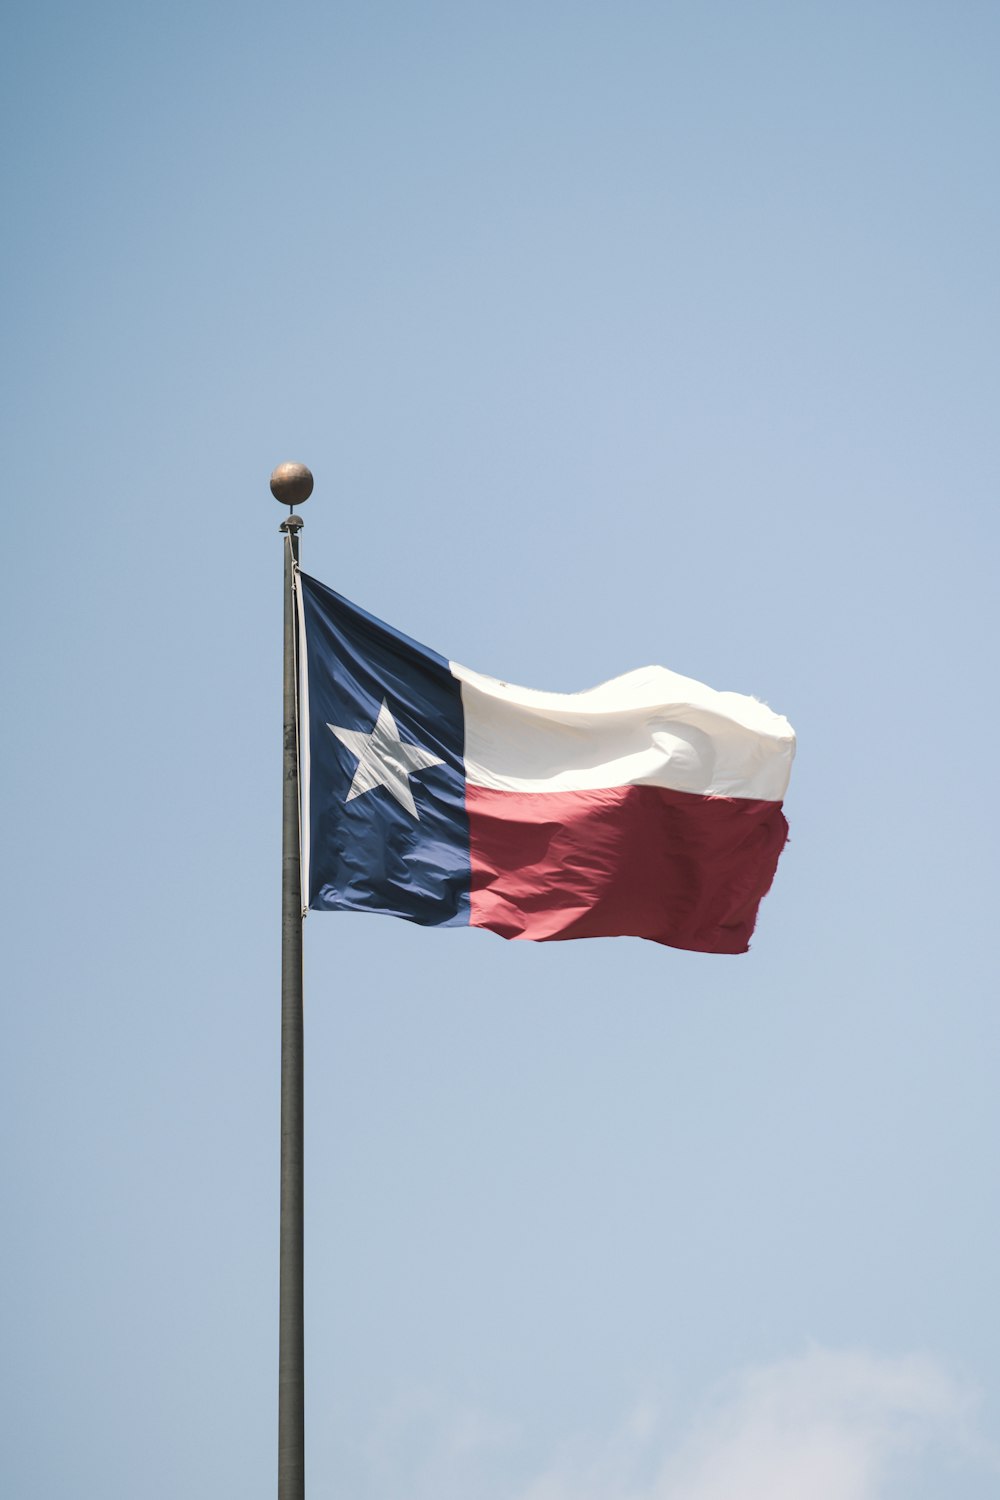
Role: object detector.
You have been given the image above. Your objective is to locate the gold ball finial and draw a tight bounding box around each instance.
[270,462,314,507]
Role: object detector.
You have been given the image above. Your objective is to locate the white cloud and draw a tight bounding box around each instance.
[515,1348,984,1500]
[360,1347,992,1500]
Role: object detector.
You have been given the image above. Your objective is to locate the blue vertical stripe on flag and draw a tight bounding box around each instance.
[298,572,470,926]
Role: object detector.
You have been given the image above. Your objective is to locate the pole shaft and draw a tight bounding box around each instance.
[279,522,305,1500]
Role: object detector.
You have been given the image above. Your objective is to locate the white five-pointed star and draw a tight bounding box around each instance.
[327,699,443,820]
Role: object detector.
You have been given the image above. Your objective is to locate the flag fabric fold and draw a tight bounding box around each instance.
[297,571,794,953]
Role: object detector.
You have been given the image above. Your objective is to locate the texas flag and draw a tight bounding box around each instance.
[296,572,795,953]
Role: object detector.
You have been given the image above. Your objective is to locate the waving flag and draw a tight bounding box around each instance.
[296,572,794,953]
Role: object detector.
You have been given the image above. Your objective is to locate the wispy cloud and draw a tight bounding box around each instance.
[517,1348,983,1500]
[358,1347,991,1500]
[360,1385,518,1500]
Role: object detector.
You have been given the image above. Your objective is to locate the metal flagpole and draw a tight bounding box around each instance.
[272,461,314,1500]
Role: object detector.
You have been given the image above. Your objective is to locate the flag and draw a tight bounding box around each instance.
[296,572,795,953]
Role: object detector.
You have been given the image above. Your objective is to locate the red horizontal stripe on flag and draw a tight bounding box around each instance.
[467,784,788,953]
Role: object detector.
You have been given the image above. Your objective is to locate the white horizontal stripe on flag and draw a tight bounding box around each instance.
[450,661,795,800]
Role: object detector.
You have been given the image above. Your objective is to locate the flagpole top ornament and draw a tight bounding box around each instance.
[270,462,314,508]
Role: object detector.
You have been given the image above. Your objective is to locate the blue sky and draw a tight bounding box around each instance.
[2,5,998,1497]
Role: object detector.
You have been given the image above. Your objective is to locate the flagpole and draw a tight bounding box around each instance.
[272,461,314,1500]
